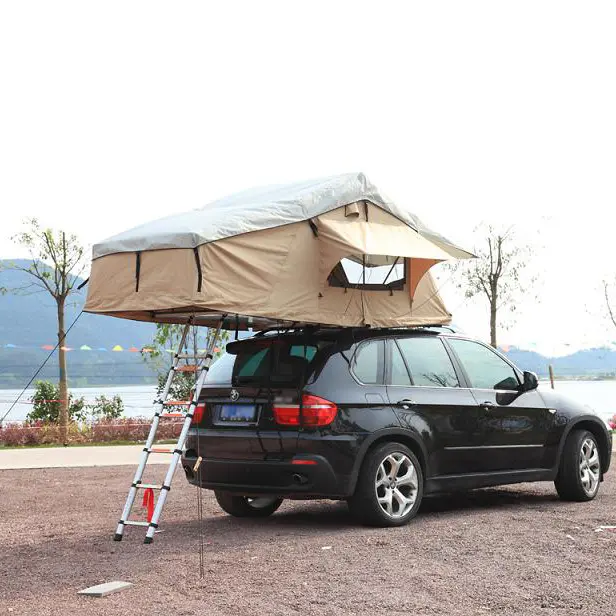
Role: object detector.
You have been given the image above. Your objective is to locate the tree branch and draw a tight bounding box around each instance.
[604,281,616,329]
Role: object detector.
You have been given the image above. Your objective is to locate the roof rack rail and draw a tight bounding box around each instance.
[249,324,461,339]
[420,325,458,333]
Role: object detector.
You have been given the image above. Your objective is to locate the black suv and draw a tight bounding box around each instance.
[182,328,612,527]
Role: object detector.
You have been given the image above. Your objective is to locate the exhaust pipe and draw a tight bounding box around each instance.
[292,473,308,485]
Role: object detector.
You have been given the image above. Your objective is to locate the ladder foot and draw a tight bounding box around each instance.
[113,533,123,542]
[144,536,154,545]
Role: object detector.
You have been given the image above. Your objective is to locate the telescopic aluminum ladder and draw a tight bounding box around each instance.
[114,320,222,544]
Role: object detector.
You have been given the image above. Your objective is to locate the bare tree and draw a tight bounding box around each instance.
[456,224,536,348]
[5,219,86,444]
[603,280,616,330]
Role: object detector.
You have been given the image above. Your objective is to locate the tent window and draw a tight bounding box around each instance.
[328,257,405,291]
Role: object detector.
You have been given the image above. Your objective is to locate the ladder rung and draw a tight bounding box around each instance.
[160,412,186,418]
[124,520,150,527]
[162,400,191,406]
[135,484,162,490]
[149,448,175,454]
[177,353,210,360]
[175,365,200,372]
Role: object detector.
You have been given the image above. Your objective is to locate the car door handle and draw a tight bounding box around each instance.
[396,399,417,409]
[481,401,496,410]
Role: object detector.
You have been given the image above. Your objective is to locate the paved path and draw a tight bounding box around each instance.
[0,444,171,470]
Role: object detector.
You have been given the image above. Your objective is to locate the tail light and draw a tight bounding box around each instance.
[274,394,337,427]
[192,402,206,425]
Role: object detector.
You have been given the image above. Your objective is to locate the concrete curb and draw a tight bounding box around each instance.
[0,444,170,470]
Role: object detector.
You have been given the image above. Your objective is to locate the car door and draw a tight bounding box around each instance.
[347,337,401,434]
[445,337,555,472]
[385,335,486,476]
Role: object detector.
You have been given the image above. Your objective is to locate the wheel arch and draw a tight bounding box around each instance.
[347,429,429,496]
[557,416,612,475]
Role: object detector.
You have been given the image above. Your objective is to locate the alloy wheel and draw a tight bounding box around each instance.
[579,437,600,497]
[374,452,419,518]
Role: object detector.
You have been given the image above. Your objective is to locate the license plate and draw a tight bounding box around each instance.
[218,404,257,423]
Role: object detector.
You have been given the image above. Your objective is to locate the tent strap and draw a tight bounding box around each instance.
[193,248,203,292]
[135,252,141,292]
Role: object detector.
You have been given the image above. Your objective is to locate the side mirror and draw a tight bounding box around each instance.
[521,371,539,392]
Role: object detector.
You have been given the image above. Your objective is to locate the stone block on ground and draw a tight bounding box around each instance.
[78,581,133,597]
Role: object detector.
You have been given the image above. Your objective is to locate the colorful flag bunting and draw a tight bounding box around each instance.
[1,342,170,354]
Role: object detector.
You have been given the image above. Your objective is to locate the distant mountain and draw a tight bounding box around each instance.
[504,347,616,378]
[0,260,155,348]
[0,259,157,388]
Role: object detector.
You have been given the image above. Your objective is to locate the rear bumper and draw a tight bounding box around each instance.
[181,453,345,498]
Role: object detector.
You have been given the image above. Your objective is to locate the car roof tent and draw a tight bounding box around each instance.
[84,172,474,329]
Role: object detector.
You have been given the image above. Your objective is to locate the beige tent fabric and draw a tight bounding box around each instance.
[85,201,459,328]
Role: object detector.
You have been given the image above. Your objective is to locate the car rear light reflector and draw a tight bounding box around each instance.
[192,402,206,425]
[291,459,318,465]
[273,394,338,427]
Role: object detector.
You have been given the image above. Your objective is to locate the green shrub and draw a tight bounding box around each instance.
[90,394,124,420]
[156,371,196,403]
[27,380,87,423]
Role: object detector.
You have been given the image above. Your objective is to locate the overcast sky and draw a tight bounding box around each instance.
[1,1,615,355]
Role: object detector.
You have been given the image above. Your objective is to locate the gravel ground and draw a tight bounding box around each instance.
[1,460,615,616]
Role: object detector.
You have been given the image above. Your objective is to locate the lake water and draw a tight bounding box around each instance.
[0,384,159,423]
[1,380,614,426]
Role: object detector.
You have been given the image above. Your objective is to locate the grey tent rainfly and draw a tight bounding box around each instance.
[84,172,474,328]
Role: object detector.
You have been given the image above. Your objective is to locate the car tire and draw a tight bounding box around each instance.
[348,442,423,527]
[214,491,284,518]
[555,429,602,502]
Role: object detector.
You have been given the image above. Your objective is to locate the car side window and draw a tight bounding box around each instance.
[205,352,235,383]
[396,337,459,388]
[390,343,412,385]
[448,338,520,391]
[352,339,385,384]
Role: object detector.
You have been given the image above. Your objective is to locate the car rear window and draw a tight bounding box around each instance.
[207,338,325,386]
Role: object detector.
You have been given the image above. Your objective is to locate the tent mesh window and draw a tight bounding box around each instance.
[327,257,406,291]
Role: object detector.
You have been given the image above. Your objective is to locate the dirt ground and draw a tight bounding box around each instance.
[1,460,615,616]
